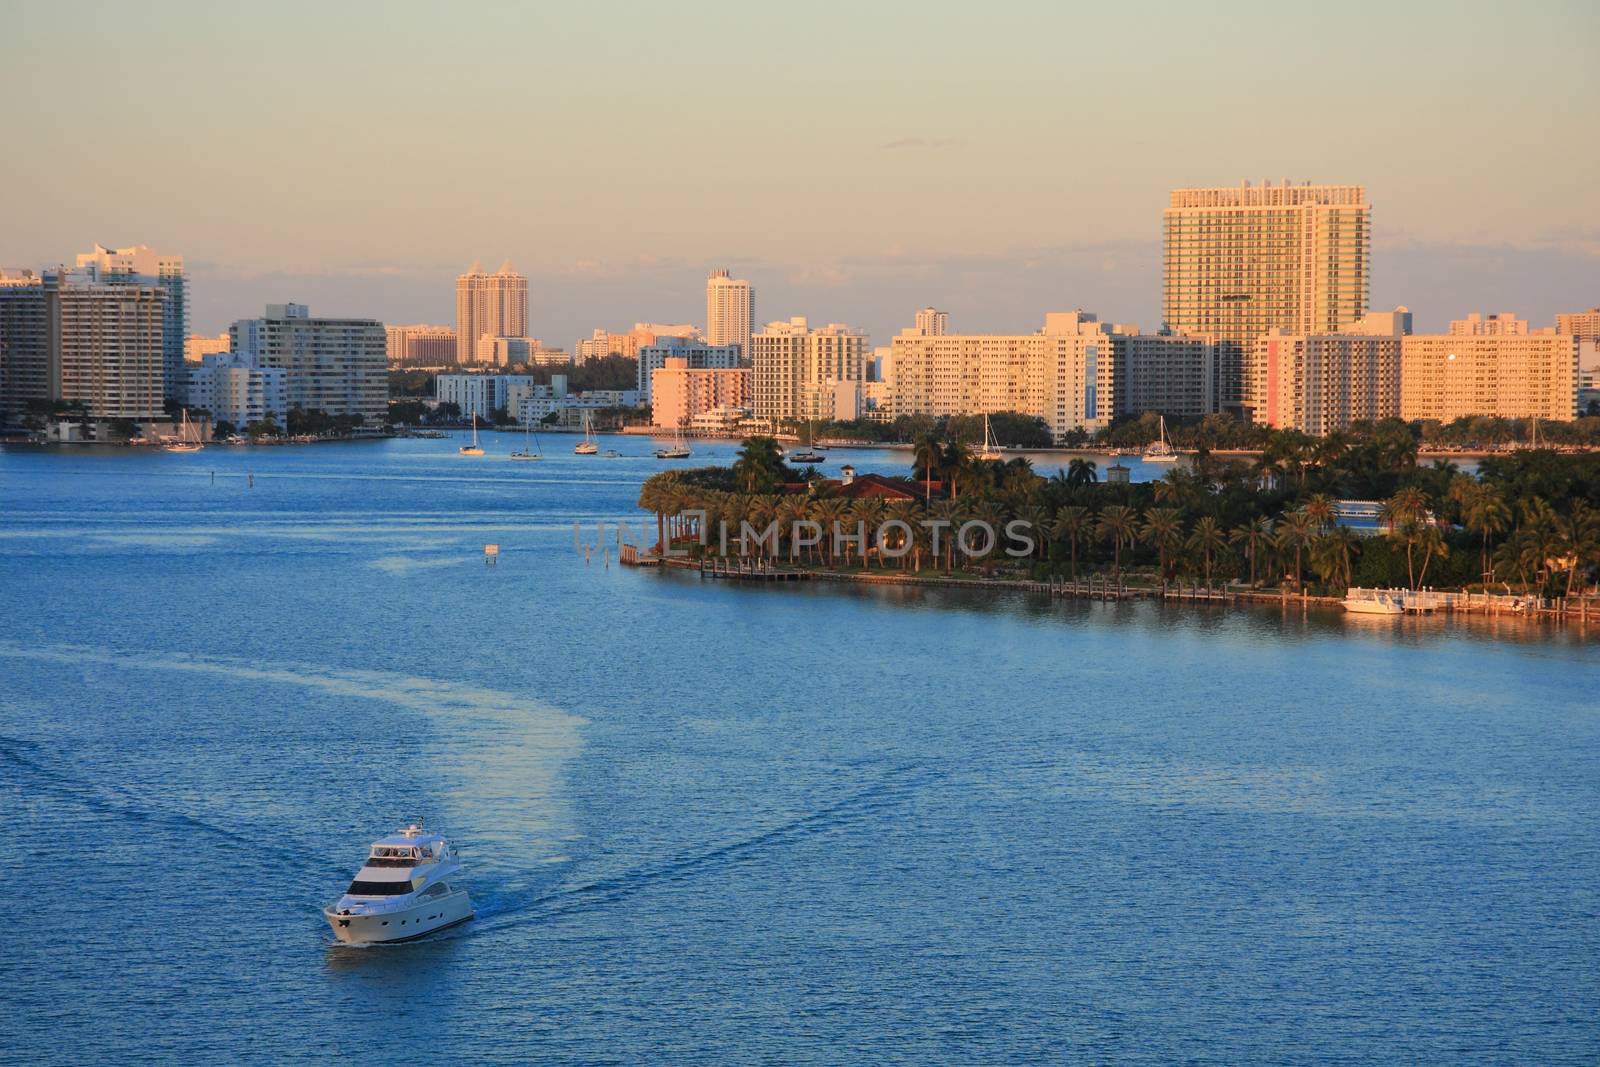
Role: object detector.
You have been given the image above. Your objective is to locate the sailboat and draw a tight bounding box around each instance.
[164,410,203,453]
[459,414,485,455]
[790,418,824,464]
[654,423,692,460]
[574,412,598,454]
[509,418,542,461]
[1143,415,1178,462]
[974,413,1003,461]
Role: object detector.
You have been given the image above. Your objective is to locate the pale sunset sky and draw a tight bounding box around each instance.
[3,0,1596,341]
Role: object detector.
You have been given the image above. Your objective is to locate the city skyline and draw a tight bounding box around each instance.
[4,2,1595,343]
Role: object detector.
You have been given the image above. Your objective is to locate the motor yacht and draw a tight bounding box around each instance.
[1343,592,1404,615]
[324,823,474,944]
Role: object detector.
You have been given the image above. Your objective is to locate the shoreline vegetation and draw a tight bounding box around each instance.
[634,429,1600,627]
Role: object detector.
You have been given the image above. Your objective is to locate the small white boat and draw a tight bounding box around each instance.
[459,415,485,456]
[655,426,692,460]
[1343,593,1404,615]
[575,413,599,455]
[1143,416,1178,463]
[509,419,542,461]
[975,413,1003,461]
[164,410,203,453]
[324,823,474,945]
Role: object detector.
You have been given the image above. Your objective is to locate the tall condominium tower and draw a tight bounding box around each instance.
[232,303,387,425]
[749,317,867,422]
[914,307,949,336]
[74,244,188,405]
[455,260,528,365]
[1163,181,1370,413]
[705,269,755,358]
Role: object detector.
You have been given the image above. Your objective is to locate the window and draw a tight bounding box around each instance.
[347,879,417,896]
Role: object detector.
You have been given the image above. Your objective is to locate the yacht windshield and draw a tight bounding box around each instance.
[346,879,416,896]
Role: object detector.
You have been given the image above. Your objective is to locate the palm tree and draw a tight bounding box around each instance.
[1097,504,1137,580]
[850,498,888,568]
[1186,516,1228,588]
[884,499,920,569]
[1311,526,1360,592]
[732,436,785,493]
[942,439,971,500]
[1381,486,1432,588]
[928,499,962,572]
[1275,509,1317,596]
[970,500,1008,562]
[1230,517,1273,588]
[912,432,943,503]
[1556,500,1600,599]
[1141,507,1184,586]
[1461,483,1511,584]
[1302,493,1336,534]
[1051,505,1091,579]
[1066,457,1097,488]
[1015,504,1049,561]
[811,498,851,565]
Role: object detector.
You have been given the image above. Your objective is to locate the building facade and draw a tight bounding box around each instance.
[1400,317,1577,423]
[650,358,752,429]
[1163,182,1370,413]
[705,269,754,358]
[455,260,528,365]
[56,275,168,420]
[386,324,456,366]
[74,244,187,405]
[888,311,1116,438]
[576,323,700,363]
[1556,307,1600,343]
[1249,309,1411,435]
[231,304,387,425]
[914,307,949,336]
[185,332,231,363]
[636,337,741,403]
[1114,329,1217,418]
[0,271,50,419]
[749,317,868,423]
[185,354,287,428]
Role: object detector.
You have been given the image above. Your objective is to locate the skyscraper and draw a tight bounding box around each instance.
[914,307,948,336]
[1163,181,1370,414]
[74,243,188,406]
[749,318,866,422]
[231,304,387,425]
[705,269,754,358]
[455,260,528,365]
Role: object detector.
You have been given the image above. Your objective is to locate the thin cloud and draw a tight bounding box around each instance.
[881,136,966,150]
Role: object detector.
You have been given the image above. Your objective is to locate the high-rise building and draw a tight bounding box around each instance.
[636,337,741,402]
[1163,181,1370,413]
[1449,312,1527,336]
[887,312,1116,438]
[74,244,187,405]
[705,270,755,358]
[1249,308,1411,435]
[231,304,387,425]
[1555,308,1600,343]
[749,317,867,423]
[650,358,753,429]
[1400,315,1577,423]
[386,324,456,366]
[914,307,949,336]
[1113,329,1217,419]
[455,260,528,365]
[0,268,167,422]
[185,354,287,429]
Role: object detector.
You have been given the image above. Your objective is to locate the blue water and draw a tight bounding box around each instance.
[2,433,1596,1065]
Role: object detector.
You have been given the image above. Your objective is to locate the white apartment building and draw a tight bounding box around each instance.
[74,243,188,403]
[186,354,287,428]
[230,304,387,425]
[1401,315,1578,422]
[749,317,868,423]
[914,307,949,336]
[888,312,1116,438]
[636,337,741,402]
[1249,309,1411,435]
[56,273,168,420]
[705,269,755,357]
[1114,329,1217,418]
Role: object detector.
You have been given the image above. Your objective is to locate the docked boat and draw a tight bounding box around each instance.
[459,415,485,456]
[655,426,692,459]
[1143,415,1178,463]
[575,412,599,455]
[164,410,203,453]
[323,823,474,945]
[1343,592,1404,615]
[509,419,542,461]
[789,419,825,464]
[974,413,1003,461]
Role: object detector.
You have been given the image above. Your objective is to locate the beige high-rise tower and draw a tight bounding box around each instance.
[1163,181,1370,413]
[455,260,528,365]
[705,269,754,358]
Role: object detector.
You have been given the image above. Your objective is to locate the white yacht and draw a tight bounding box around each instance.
[974,413,1003,461]
[1143,415,1178,463]
[459,415,485,456]
[324,823,474,944]
[1343,592,1404,615]
[575,412,599,455]
[164,410,204,453]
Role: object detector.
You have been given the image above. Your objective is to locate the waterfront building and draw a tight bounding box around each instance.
[705,270,754,358]
[914,307,949,336]
[474,335,569,367]
[1249,308,1411,435]
[435,372,569,421]
[185,332,231,363]
[455,260,528,365]
[636,337,740,402]
[385,323,456,366]
[1556,307,1600,343]
[1164,181,1370,413]
[650,358,753,429]
[0,270,49,419]
[749,317,868,423]
[230,304,387,425]
[516,388,640,427]
[74,244,188,404]
[185,354,286,428]
[577,323,700,364]
[1113,328,1217,418]
[1400,316,1578,422]
[887,311,1115,438]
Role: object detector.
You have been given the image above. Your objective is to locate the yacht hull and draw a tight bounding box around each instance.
[325,890,475,945]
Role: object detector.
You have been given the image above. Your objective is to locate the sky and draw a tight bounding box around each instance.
[3,0,1597,342]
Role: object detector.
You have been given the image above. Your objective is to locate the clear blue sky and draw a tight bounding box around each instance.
[3,0,1596,340]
